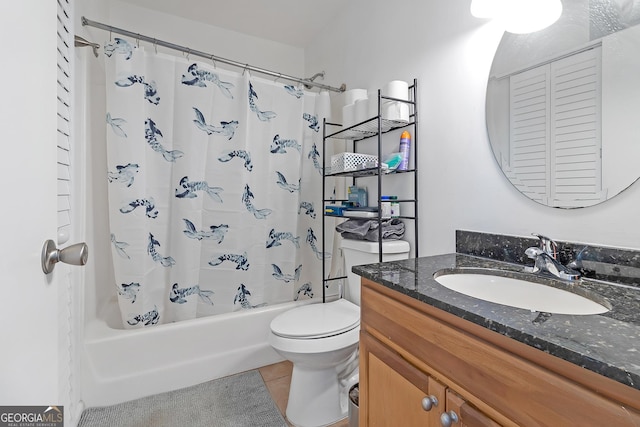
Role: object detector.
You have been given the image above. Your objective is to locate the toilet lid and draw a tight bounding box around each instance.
[270,300,360,339]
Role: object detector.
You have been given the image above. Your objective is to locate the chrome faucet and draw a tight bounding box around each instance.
[525,234,581,281]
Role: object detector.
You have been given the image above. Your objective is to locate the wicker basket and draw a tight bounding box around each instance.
[331,152,378,173]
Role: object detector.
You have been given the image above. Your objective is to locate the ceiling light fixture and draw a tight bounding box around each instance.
[470,0,563,34]
[470,0,502,19]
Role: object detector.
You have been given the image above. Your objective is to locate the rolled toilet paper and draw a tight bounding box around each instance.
[355,98,369,124]
[342,103,356,128]
[366,91,379,118]
[318,91,331,122]
[382,101,409,123]
[382,80,409,101]
[366,97,378,120]
[343,88,368,106]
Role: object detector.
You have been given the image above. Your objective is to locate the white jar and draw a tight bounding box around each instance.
[390,200,400,218]
[381,196,397,219]
[381,201,391,218]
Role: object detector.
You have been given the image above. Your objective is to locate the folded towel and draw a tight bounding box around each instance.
[336,218,405,241]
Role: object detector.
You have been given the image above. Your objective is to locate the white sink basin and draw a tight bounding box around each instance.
[434,271,610,315]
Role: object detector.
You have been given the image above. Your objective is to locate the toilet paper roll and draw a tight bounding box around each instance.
[366,91,379,118]
[318,91,331,122]
[382,80,409,101]
[342,103,356,128]
[382,101,409,123]
[355,98,369,124]
[343,88,368,106]
[365,97,378,120]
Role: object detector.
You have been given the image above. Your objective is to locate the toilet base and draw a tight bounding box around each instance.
[286,364,348,427]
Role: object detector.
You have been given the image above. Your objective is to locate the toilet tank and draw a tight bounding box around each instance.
[340,239,410,306]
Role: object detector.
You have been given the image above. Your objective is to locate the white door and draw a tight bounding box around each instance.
[0,0,67,408]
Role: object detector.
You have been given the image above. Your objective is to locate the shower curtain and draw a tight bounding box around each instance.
[104,38,333,328]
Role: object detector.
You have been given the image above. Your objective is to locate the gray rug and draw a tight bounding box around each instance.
[78,370,286,427]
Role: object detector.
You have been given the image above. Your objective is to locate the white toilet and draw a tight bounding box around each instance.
[269,239,410,427]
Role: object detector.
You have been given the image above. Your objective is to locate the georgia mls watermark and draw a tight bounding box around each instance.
[0,406,63,427]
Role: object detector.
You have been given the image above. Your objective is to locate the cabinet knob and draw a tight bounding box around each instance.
[421,395,439,411]
[440,410,459,427]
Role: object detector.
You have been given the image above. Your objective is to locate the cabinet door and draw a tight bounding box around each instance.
[443,389,502,427]
[360,331,445,426]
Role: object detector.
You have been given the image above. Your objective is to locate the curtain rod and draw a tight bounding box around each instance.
[81,16,346,93]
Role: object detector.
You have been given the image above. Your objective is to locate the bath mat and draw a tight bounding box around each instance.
[78,370,286,427]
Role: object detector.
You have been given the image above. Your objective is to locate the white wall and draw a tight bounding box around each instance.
[601,24,640,196]
[77,0,305,78]
[307,0,640,255]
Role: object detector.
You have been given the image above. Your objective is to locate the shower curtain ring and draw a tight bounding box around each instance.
[274,73,282,83]
[210,54,216,69]
[153,39,158,54]
[243,64,249,76]
[186,48,191,61]
[136,34,140,48]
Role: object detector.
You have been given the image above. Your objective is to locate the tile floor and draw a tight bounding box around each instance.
[259,361,350,427]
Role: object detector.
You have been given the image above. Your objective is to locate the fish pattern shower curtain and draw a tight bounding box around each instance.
[104,38,332,328]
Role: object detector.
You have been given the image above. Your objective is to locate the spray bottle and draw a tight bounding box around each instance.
[398,131,411,171]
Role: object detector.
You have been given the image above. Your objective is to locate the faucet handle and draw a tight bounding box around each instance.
[532,233,558,259]
[525,247,543,258]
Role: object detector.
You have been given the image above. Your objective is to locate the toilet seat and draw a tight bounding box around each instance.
[270,299,360,339]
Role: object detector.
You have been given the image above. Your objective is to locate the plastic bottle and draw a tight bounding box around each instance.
[398,131,411,171]
[380,196,392,218]
[390,198,400,218]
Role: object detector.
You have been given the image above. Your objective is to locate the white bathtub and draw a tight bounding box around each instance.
[82,298,312,407]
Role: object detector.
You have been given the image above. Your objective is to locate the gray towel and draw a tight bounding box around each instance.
[336,218,405,241]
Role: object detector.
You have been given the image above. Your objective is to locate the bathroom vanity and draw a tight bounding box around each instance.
[354,232,640,426]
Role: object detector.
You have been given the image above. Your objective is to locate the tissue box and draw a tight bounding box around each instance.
[331,152,378,173]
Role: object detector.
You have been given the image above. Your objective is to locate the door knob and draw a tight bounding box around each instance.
[41,239,89,274]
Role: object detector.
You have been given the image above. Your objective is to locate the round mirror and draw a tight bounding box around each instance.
[486,0,640,208]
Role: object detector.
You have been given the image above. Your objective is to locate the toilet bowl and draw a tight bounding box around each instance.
[269,239,410,427]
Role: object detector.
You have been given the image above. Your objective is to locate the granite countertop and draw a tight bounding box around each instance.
[352,253,640,391]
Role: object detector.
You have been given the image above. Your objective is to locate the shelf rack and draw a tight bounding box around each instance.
[321,79,419,302]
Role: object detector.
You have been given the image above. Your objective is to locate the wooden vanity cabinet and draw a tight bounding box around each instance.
[361,330,498,426]
[359,278,640,427]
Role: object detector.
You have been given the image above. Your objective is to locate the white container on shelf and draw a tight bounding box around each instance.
[331,152,379,173]
[390,200,400,218]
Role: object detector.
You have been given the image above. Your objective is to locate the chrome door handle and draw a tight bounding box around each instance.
[41,239,88,274]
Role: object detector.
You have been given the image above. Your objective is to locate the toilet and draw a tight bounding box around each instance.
[269,239,410,427]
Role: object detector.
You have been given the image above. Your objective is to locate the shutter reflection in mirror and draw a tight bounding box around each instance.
[550,47,603,207]
[509,65,550,204]
[508,46,602,208]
